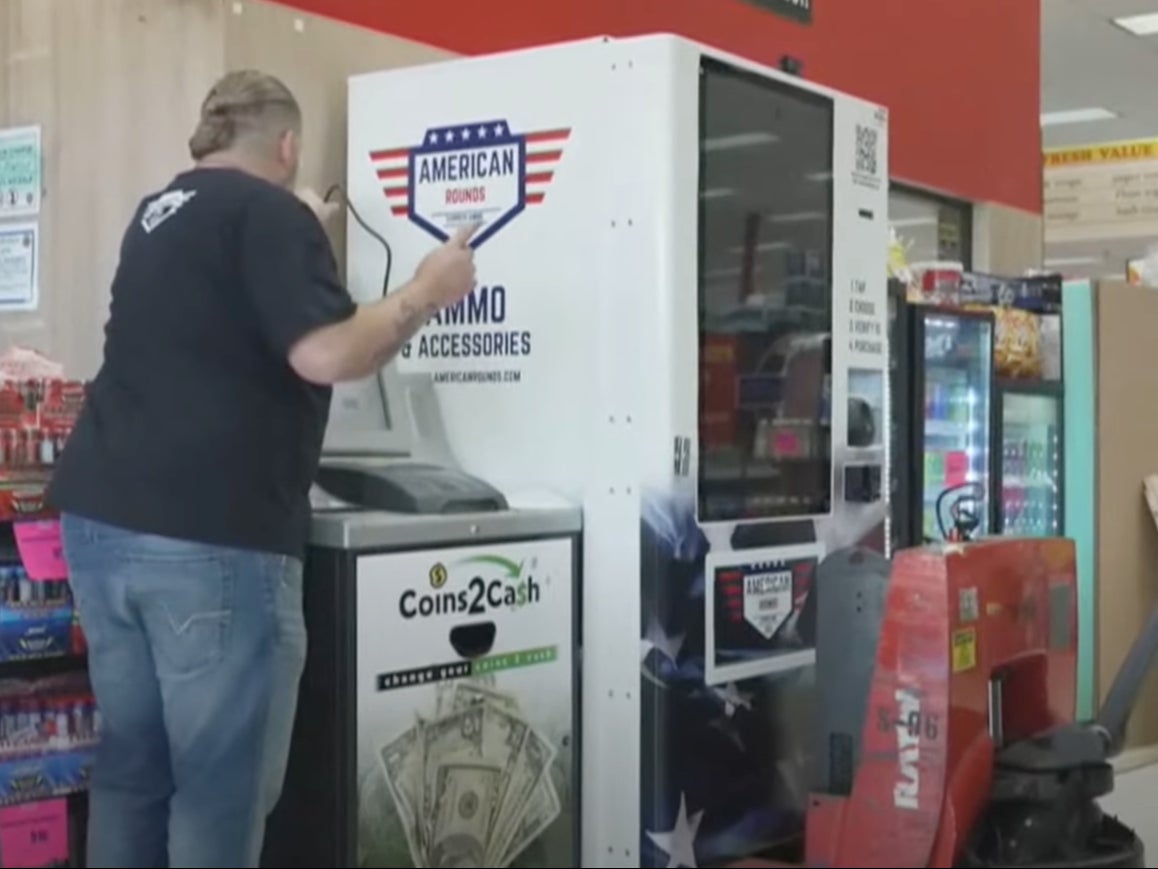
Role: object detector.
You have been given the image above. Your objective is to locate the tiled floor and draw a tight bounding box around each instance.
[1102,760,1158,867]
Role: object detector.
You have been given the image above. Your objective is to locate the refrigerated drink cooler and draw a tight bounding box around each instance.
[995,381,1064,537]
[890,287,996,548]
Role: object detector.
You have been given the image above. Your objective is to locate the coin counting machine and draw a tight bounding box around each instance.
[261,363,581,868]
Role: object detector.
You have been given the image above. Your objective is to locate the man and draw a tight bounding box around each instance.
[48,70,478,868]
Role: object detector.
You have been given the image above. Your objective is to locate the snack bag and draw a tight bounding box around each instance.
[993,306,1043,379]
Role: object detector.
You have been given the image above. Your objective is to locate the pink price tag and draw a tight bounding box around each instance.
[772,430,801,457]
[13,520,67,581]
[0,798,69,867]
[944,451,969,487]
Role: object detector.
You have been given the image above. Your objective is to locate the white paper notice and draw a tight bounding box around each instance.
[0,223,39,311]
[0,126,42,218]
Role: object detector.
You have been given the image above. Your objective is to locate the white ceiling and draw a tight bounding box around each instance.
[1042,0,1158,276]
[1043,0,1158,148]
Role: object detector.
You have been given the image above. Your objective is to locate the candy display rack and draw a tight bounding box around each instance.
[0,355,92,867]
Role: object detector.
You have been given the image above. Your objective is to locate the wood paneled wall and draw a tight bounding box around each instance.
[1094,281,1158,748]
[222,0,450,280]
[0,0,224,375]
[0,0,446,377]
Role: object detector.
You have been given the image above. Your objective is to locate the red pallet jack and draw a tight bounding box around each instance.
[729,501,1146,867]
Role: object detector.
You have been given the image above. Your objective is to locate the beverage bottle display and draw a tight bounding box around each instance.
[952,387,968,423]
[1001,424,1063,536]
[925,383,943,420]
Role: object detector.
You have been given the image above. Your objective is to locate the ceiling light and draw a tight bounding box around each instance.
[890,217,937,228]
[1043,255,1103,267]
[700,188,735,201]
[1040,107,1117,127]
[703,132,778,152]
[1114,13,1158,36]
[769,211,824,224]
[705,265,745,278]
[729,240,792,254]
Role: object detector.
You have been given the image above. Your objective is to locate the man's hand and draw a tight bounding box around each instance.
[414,222,481,309]
[295,187,340,225]
[285,222,482,385]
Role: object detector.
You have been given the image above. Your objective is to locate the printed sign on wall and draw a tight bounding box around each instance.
[0,127,41,218]
[0,223,38,312]
[1045,138,1158,243]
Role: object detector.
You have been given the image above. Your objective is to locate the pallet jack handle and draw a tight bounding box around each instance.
[1097,475,1158,756]
[1095,601,1158,757]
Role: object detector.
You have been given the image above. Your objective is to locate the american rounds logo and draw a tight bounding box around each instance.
[368,119,570,249]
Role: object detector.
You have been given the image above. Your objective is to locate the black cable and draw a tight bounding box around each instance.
[323,184,396,428]
[324,184,393,296]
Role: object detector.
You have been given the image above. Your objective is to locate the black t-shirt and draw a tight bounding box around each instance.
[48,167,357,557]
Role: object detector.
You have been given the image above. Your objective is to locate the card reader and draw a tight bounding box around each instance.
[315,461,508,515]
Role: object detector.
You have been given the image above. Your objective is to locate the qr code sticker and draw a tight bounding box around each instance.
[855,124,878,176]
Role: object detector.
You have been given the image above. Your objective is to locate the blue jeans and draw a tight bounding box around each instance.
[61,514,307,868]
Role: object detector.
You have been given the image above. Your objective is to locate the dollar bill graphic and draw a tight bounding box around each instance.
[379,722,428,866]
[497,777,561,866]
[374,681,564,867]
[452,682,522,716]
[434,681,457,718]
[428,760,502,867]
[487,728,555,865]
[421,706,487,837]
[477,704,530,838]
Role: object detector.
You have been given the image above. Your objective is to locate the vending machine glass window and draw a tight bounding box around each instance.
[998,389,1063,537]
[697,57,835,523]
[920,312,994,540]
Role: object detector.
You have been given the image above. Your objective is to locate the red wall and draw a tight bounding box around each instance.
[275,0,1041,214]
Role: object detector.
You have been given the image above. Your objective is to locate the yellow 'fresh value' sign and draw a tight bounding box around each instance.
[1044,138,1158,168]
[1044,138,1158,243]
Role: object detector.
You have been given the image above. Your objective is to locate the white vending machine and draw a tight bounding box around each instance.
[346,34,889,868]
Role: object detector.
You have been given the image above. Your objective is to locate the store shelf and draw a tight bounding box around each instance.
[0,672,97,809]
[0,377,89,867]
[0,470,54,525]
[0,746,95,808]
[997,381,1064,537]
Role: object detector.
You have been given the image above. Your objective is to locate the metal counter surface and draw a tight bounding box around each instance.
[308,505,582,551]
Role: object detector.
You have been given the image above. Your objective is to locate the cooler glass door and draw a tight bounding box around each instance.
[998,387,1063,537]
[887,282,913,553]
[918,310,994,541]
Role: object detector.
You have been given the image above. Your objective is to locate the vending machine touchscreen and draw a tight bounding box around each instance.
[696,60,835,525]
